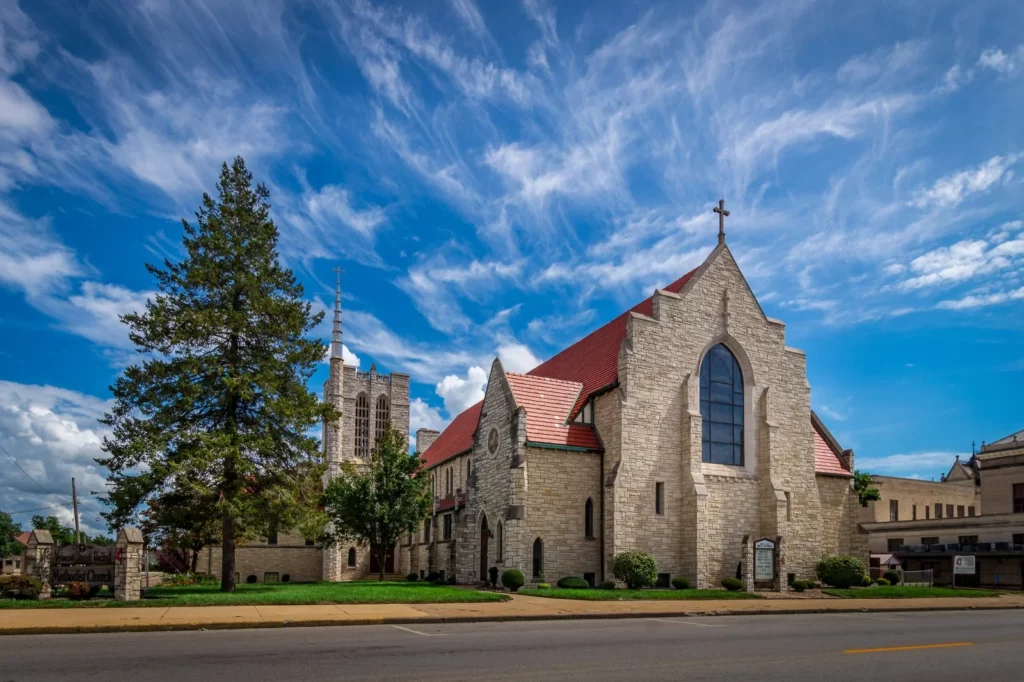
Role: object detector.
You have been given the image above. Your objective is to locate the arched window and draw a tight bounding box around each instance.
[584,498,594,539]
[532,538,543,578]
[347,547,356,567]
[497,521,503,561]
[700,343,744,466]
[375,395,390,446]
[355,393,370,459]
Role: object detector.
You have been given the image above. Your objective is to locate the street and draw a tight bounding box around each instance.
[1,610,1022,681]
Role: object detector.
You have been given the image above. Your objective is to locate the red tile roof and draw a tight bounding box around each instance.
[505,373,602,451]
[420,401,481,469]
[812,415,852,477]
[15,531,30,547]
[527,269,699,416]
[420,269,700,469]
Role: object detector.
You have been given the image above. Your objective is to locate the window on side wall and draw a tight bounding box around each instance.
[424,518,431,544]
[957,505,965,518]
[889,500,899,522]
[968,506,976,517]
[921,537,939,546]
[935,503,942,519]
[1013,533,1024,546]
[887,538,903,552]
[655,482,665,515]
[946,504,954,518]
[1014,483,1024,513]
[443,514,452,540]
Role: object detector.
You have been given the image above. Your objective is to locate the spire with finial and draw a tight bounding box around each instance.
[713,199,729,245]
[330,267,343,360]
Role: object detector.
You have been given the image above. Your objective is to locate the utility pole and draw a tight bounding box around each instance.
[71,477,81,546]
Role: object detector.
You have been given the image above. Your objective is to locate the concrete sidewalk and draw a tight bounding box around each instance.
[3,592,1024,635]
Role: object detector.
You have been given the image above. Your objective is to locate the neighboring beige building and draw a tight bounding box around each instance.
[405,230,867,590]
[860,470,980,525]
[1,532,29,576]
[863,429,1024,588]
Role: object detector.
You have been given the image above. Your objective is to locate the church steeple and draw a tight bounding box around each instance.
[330,266,343,361]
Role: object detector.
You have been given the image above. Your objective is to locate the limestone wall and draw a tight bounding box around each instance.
[863,476,980,522]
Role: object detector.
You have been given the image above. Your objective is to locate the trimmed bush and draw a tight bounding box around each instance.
[66,581,92,601]
[489,566,499,588]
[406,572,419,582]
[882,569,901,585]
[721,577,744,591]
[599,580,616,590]
[537,583,551,590]
[861,574,873,587]
[815,555,867,589]
[0,575,43,600]
[791,579,814,592]
[501,568,525,592]
[613,550,658,590]
[163,573,219,588]
[557,576,590,589]
[875,577,890,586]
[671,577,691,590]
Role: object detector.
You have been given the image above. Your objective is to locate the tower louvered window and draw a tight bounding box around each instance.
[375,395,390,447]
[355,393,370,459]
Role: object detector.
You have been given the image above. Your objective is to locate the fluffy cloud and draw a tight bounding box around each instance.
[909,154,1020,210]
[409,397,446,448]
[497,342,540,373]
[435,365,488,417]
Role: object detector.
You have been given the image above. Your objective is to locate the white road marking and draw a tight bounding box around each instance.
[391,625,446,636]
[648,618,725,627]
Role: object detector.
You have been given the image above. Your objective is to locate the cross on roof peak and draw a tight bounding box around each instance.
[713,199,729,245]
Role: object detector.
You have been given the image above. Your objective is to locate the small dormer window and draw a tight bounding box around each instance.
[572,399,594,425]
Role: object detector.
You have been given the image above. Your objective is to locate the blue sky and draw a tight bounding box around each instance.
[1,0,1022,534]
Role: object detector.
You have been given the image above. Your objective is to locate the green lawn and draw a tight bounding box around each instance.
[823,586,1006,599]
[0,581,508,609]
[517,588,761,600]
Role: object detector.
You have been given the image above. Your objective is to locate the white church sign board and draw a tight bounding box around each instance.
[954,555,975,575]
[754,539,775,581]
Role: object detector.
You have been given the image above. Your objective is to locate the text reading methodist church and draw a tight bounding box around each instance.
[212,202,868,589]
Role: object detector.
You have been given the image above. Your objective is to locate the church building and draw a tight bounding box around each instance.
[402,206,867,590]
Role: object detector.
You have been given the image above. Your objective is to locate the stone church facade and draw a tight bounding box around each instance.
[406,235,867,589]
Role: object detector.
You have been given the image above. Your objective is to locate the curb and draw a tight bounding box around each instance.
[3,602,1023,636]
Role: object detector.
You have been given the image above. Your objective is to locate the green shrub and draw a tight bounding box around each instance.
[489,566,499,588]
[613,551,658,590]
[875,577,890,586]
[501,569,525,592]
[671,576,691,590]
[815,555,867,589]
[406,572,419,582]
[426,572,440,583]
[599,580,616,590]
[860,574,873,587]
[537,582,551,590]
[557,576,590,589]
[66,581,92,600]
[791,580,808,592]
[163,572,219,588]
[0,575,43,599]
[721,577,744,591]
[882,569,901,585]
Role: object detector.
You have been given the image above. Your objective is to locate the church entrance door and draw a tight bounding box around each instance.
[370,547,394,574]
[479,515,489,582]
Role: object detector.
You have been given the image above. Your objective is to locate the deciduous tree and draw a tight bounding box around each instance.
[0,511,21,558]
[853,471,881,508]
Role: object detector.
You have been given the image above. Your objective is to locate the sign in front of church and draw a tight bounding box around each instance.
[50,545,116,587]
[754,539,775,581]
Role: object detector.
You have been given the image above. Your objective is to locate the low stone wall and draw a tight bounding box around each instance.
[199,545,323,583]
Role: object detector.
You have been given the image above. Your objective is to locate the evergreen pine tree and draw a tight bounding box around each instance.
[99,157,337,592]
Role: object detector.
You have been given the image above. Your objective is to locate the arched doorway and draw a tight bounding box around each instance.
[479,514,489,582]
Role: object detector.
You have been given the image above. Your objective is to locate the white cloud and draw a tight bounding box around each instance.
[977,46,1023,75]
[409,397,446,448]
[321,343,360,368]
[0,201,86,296]
[910,154,1021,210]
[935,286,1024,310]
[497,342,540,373]
[0,380,114,535]
[448,0,489,37]
[857,450,965,477]
[398,258,522,334]
[435,365,488,417]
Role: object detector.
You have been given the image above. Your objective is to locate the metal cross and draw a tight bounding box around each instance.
[713,199,729,245]
[333,266,344,283]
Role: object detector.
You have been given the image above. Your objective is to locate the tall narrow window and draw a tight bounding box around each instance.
[355,393,370,459]
[968,506,976,517]
[1014,483,1024,513]
[889,500,899,522]
[700,344,744,466]
[912,504,917,520]
[443,514,453,540]
[935,503,942,518]
[424,518,431,543]
[584,498,594,538]
[347,548,356,567]
[655,482,665,515]
[957,505,965,518]
[497,522,503,561]
[375,395,390,446]
[532,538,543,578]
[946,504,954,518]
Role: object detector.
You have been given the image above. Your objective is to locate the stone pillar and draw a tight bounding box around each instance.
[114,527,144,601]
[741,535,755,592]
[25,529,55,599]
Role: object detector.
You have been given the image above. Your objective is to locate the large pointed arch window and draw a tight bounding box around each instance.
[375,395,390,446]
[700,344,744,466]
[355,393,370,459]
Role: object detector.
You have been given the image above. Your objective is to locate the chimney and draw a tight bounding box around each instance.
[416,428,440,454]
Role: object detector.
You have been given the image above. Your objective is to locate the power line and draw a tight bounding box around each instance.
[6,502,75,515]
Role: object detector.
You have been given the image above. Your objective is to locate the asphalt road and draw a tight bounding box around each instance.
[2,610,1022,681]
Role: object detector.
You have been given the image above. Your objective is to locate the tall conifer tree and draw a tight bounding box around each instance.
[99,157,336,592]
